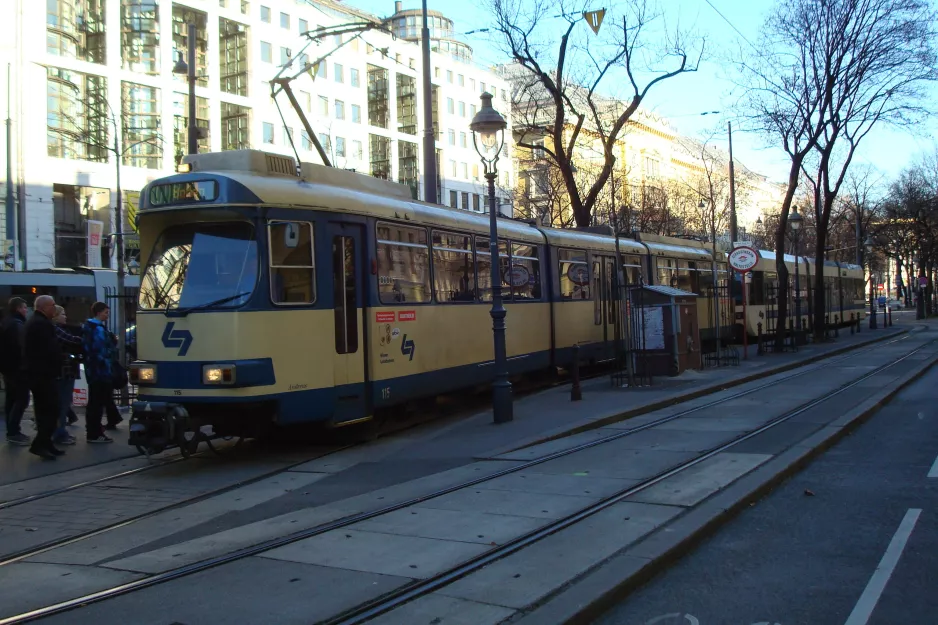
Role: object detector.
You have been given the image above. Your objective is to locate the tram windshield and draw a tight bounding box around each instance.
[139,222,258,311]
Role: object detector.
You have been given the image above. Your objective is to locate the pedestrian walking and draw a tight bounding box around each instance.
[23,295,64,459]
[82,302,119,443]
[0,297,32,446]
[51,305,81,446]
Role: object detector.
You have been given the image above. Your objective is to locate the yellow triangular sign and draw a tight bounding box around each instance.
[584,9,605,34]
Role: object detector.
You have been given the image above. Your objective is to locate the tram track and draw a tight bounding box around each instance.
[0,329,925,624]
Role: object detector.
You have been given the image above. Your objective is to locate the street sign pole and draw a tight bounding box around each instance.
[728,247,758,361]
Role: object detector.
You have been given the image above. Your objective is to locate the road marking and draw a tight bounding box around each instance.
[844,508,922,625]
[928,454,938,478]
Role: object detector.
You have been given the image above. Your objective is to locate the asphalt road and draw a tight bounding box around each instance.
[594,362,938,625]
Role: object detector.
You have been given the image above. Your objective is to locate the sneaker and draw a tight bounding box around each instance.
[6,433,30,446]
[53,436,77,446]
[87,435,114,444]
[28,447,56,460]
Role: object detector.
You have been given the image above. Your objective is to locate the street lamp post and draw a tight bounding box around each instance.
[865,236,877,329]
[470,93,512,424]
[789,206,803,338]
[172,24,199,155]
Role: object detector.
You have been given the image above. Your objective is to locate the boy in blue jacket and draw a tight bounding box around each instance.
[82,302,118,443]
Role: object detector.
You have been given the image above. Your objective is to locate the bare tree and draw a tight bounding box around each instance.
[741,0,937,344]
[492,0,703,227]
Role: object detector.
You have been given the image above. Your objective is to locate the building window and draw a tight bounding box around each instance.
[447,98,454,114]
[461,191,469,208]
[301,130,312,151]
[352,139,363,160]
[46,67,108,162]
[446,70,453,83]
[299,90,311,112]
[369,134,391,180]
[221,102,250,150]
[481,81,486,93]
[472,163,479,179]
[350,68,360,87]
[260,41,272,63]
[172,6,208,87]
[318,133,331,152]
[470,78,476,91]
[449,190,457,208]
[298,53,309,70]
[121,0,159,74]
[459,132,467,148]
[434,67,440,78]
[367,65,389,129]
[280,12,289,28]
[121,82,161,169]
[335,63,345,83]
[398,140,418,199]
[315,60,327,79]
[473,194,481,211]
[171,92,209,165]
[396,73,417,135]
[318,96,328,117]
[219,18,249,96]
[282,126,293,145]
[335,136,346,157]
[47,0,106,63]
[263,122,274,144]
[53,183,112,268]
[448,129,455,145]
[299,18,307,33]
[260,5,270,22]
[376,222,431,304]
[458,74,464,86]
[460,163,468,179]
[470,104,477,118]
[449,160,457,177]
[458,101,465,117]
[335,100,345,120]
[351,104,361,123]
[431,86,440,140]
[241,0,249,14]
[280,47,291,67]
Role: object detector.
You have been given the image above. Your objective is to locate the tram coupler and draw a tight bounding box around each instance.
[129,402,190,455]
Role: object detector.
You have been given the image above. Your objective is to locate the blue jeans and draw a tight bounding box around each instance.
[52,377,74,442]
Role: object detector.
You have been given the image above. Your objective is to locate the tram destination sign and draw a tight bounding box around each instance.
[149,180,218,207]
[728,246,758,272]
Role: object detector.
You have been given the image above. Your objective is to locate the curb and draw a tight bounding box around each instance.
[510,340,938,625]
[486,327,910,458]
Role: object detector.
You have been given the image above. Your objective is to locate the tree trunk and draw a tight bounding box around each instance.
[774,224,791,351]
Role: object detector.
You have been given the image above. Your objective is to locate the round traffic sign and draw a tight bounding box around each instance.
[728,246,758,272]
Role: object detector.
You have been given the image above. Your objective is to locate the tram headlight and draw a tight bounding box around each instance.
[129,365,157,385]
[203,364,237,385]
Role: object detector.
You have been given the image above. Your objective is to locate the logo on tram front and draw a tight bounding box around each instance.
[162,322,194,357]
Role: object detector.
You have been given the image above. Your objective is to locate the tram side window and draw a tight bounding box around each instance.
[269,221,315,304]
[376,222,431,304]
[559,249,590,300]
[432,231,474,303]
[657,258,676,288]
[476,237,510,302]
[622,254,642,285]
[592,260,601,324]
[749,271,766,305]
[510,242,541,300]
[675,260,693,293]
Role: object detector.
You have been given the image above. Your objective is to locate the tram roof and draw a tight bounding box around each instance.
[141,151,546,244]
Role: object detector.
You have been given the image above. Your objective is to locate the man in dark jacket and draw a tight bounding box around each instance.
[24,295,64,459]
[83,302,118,443]
[0,297,31,445]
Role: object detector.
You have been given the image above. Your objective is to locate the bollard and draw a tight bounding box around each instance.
[834,315,839,338]
[571,344,582,401]
[857,314,861,333]
[850,313,854,335]
[888,307,892,327]
[757,322,764,355]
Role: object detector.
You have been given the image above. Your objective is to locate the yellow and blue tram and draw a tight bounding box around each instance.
[126,149,850,452]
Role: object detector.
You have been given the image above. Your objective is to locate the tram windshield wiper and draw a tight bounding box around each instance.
[169,291,252,317]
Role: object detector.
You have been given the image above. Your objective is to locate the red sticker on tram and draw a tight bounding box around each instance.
[398,310,416,322]
[376,312,395,323]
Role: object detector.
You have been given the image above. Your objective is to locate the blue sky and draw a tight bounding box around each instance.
[351,0,938,190]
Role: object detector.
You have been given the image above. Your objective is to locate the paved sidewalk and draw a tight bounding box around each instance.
[1,320,930,624]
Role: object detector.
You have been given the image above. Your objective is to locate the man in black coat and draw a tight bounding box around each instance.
[0,297,31,445]
[23,295,64,459]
